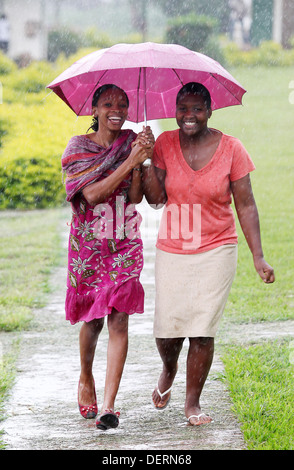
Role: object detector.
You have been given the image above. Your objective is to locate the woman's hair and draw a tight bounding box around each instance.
[88,84,129,132]
[176,82,211,110]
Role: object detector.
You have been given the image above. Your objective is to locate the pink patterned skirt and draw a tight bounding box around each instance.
[65,190,144,324]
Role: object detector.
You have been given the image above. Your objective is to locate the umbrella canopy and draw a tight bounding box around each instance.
[47,42,246,123]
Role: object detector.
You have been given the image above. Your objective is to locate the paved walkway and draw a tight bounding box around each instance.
[1,204,247,451]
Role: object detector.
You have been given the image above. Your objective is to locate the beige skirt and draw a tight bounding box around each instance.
[154,245,238,338]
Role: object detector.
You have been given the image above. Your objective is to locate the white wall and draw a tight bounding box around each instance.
[4,0,47,60]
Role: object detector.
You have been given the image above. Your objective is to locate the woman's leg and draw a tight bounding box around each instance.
[79,318,104,405]
[100,309,129,413]
[185,337,214,425]
[152,337,184,408]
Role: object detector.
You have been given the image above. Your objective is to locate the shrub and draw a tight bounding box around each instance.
[0,156,65,209]
[8,61,55,94]
[83,27,112,49]
[0,51,17,75]
[0,118,9,148]
[47,28,83,62]
[165,14,217,51]
[165,13,225,63]
[223,40,294,67]
[0,99,88,210]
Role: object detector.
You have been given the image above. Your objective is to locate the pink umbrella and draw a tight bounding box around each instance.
[47,42,246,123]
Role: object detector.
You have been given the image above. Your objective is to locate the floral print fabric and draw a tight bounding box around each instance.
[63,133,144,325]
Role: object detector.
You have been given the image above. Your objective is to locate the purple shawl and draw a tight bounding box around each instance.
[62,129,137,201]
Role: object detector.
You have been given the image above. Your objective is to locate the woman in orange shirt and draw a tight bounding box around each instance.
[142,82,275,426]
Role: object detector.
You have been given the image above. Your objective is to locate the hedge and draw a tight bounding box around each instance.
[0,156,65,209]
[0,98,88,210]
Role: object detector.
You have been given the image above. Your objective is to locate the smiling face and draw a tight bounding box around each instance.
[176,93,212,138]
[92,87,129,133]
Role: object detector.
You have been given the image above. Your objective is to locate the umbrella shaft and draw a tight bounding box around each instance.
[143,67,147,127]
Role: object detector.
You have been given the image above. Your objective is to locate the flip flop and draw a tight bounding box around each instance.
[152,385,172,410]
[187,413,213,426]
[96,409,120,430]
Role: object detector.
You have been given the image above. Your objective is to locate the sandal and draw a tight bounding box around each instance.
[152,385,172,410]
[96,409,120,430]
[78,380,98,419]
[187,413,213,426]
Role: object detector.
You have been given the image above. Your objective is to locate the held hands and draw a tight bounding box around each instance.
[135,125,155,149]
[254,256,275,283]
[130,126,155,165]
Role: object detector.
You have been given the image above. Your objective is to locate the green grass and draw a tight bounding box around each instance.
[0,208,67,443]
[0,209,67,331]
[222,339,294,450]
[0,345,19,448]
[161,66,294,449]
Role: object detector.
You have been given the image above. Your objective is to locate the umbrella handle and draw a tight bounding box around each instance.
[143,67,147,127]
[142,67,151,167]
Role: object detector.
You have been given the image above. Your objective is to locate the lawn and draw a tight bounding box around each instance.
[0,208,67,445]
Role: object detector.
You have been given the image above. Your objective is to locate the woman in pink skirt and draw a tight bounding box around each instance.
[62,84,153,430]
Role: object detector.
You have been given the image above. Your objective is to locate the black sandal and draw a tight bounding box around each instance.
[96,409,120,430]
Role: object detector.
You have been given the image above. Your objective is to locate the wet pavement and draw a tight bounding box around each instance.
[1,203,249,451]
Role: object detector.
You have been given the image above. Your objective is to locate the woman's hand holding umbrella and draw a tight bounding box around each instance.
[131,125,155,164]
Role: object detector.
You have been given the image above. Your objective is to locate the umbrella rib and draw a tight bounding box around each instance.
[137,67,142,123]
[172,69,184,86]
[77,69,109,115]
[210,73,242,104]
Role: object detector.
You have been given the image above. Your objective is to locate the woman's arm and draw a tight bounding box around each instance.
[82,143,149,206]
[128,167,144,204]
[127,126,155,204]
[142,163,167,209]
[231,174,275,283]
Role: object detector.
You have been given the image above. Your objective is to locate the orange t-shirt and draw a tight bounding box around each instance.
[153,129,256,254]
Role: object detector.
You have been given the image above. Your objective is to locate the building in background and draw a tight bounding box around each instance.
[0,13,9,53]
[0,0,48,62]
[251,0,294,47]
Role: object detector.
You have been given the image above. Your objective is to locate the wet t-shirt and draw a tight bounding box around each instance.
[153,129,256,254]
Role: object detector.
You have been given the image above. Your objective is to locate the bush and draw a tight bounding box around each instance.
[8,61,55,94]
[0,118,9,148]
[0,97,88,210]
[165,13,225,64]
[0,51,17,75]
[0,156,65,209]
[223,40,294,67]
[83,27,112,49]
[47,28,83,62]
[165,14,217,51]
